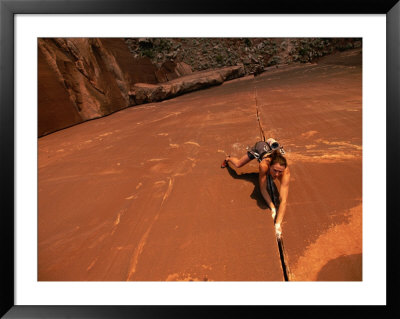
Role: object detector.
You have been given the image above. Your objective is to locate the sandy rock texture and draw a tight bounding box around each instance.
[38,38,244,137]
[130,66,245,104]
[38,38,157,136]
[38,76,284,282]
[255,49,362,281]
[39,38,360,137]
[38,47,362,282]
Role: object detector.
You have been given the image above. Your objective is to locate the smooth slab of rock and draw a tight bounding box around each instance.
[129,66,245,104]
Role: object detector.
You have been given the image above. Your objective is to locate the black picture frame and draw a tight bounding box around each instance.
[1,0,399,318]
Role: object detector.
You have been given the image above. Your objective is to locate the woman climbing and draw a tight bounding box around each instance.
[221,138,290,237]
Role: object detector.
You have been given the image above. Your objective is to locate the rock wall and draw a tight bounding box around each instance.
[38,38,161,136]
[38,47,82,136]
[38,37,361,137]
[38,38,244,137]
[130,66,244,105]
[125,38,361,75]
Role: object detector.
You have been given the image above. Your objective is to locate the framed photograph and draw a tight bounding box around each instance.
[1,0,398,317]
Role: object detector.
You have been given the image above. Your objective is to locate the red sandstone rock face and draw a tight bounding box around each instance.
[38,48,362,282]
[130,66,245,104]
[38,48,82,136]
[155,61,193,82]
[255,49,363,281]
[39,38,153,136]
[38,38,245,137]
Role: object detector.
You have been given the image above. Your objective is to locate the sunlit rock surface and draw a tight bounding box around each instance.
[38,48,362,282]
[38,38,245,137]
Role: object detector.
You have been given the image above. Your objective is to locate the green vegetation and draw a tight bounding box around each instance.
[215,54,223,64]
[125,37,361,74]
[268,56,281,66]
[157,39,172,52]
[243,38,252,47]
[140,48,155,59]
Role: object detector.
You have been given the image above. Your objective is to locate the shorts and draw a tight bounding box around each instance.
[247,141,271,162]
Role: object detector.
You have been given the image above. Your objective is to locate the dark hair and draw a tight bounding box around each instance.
[268,150,287,167]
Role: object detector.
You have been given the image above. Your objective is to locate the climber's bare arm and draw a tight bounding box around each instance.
[276,166,290,225]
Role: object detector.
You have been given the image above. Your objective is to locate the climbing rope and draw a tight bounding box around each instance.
[254,87,266,142]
